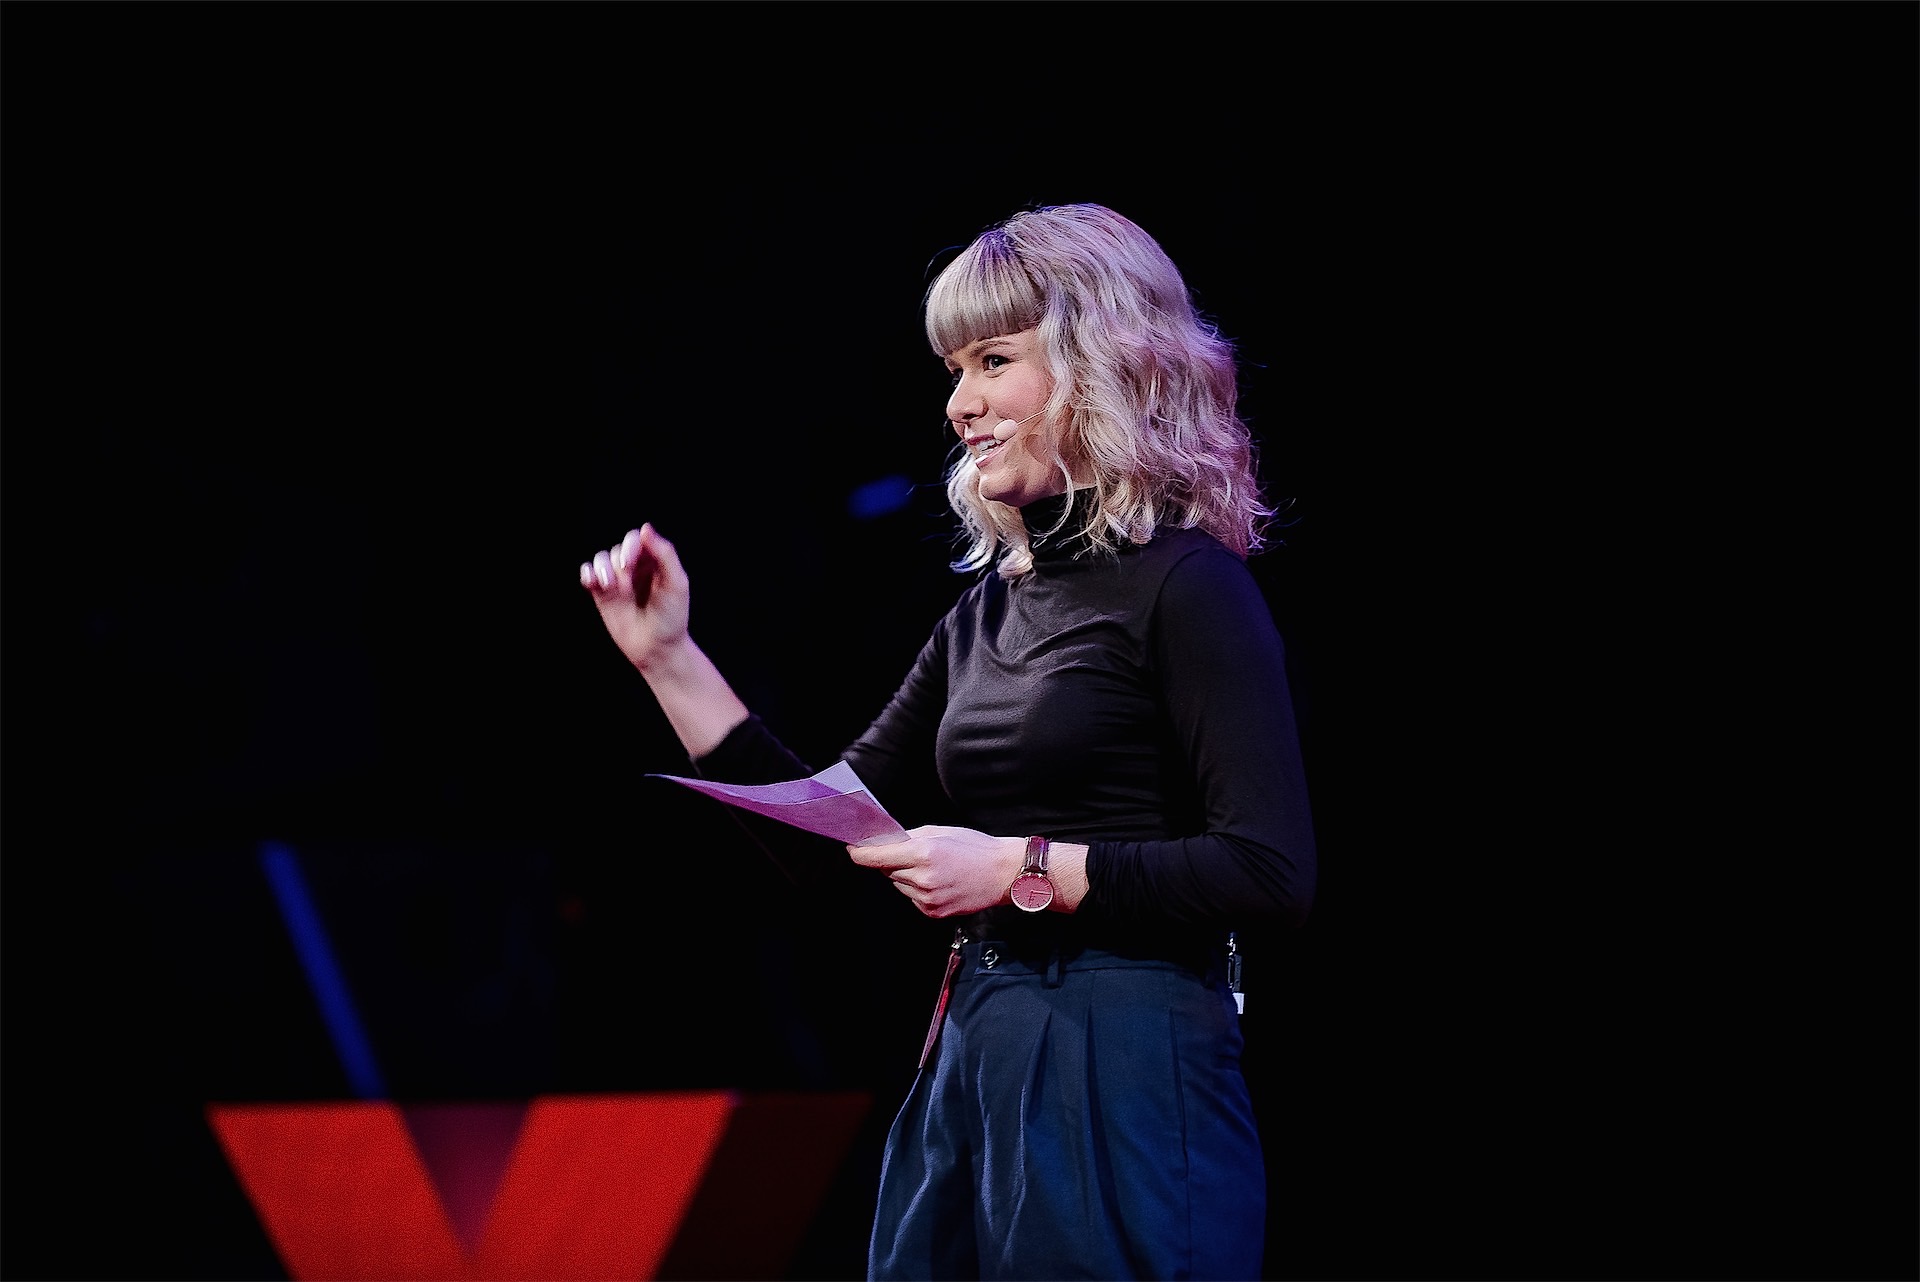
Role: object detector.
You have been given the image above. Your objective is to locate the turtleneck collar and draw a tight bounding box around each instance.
[1020,488,1098,565]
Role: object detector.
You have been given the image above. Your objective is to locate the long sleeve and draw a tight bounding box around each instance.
[1079,544,1317,932]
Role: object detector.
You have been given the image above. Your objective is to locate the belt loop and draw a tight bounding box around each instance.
[1044,949,1065,988]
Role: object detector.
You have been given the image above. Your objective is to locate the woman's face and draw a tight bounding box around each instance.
[944,328,1065,509]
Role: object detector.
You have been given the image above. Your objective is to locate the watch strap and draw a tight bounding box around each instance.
[1010,835,1055,912]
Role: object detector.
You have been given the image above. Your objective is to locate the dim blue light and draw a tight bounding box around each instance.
[848,474,915,520]
[259,840,387,1099]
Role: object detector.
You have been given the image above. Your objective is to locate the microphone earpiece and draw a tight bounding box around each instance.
[964,408,1049,464]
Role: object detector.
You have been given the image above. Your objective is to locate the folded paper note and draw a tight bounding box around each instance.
[647,759,909,847]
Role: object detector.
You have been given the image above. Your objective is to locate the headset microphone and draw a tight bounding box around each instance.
[962,408,1049,463]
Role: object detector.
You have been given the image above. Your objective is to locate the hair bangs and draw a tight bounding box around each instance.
[924,234,1045,358]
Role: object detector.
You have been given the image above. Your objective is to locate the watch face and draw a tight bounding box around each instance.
[1010,872,1054,912]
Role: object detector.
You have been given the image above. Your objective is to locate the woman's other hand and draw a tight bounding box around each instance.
[580,523,691,673]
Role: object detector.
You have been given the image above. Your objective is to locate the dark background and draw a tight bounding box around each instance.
[5,4,1915,1281]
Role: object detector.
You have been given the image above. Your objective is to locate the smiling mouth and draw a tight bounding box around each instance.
[970,439,1003,462]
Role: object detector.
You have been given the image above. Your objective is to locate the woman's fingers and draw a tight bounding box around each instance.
[637,525,682,579]
[580,528,653,593]
[579,525,684,622]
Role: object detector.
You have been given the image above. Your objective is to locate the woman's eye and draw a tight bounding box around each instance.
[983,355,1009,371]
[948,368,963,388]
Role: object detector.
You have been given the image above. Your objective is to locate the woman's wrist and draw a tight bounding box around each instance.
[1005,837,1089,913]
[633,631,699,679]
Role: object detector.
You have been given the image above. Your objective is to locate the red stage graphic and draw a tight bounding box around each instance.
[207,1090,872,1281]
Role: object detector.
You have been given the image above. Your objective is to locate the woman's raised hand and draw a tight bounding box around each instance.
[579,523,692,673]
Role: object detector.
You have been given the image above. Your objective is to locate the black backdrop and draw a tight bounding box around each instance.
[6,5,1916,1281]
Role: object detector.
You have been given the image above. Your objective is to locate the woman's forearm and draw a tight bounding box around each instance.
[635,634,752,760]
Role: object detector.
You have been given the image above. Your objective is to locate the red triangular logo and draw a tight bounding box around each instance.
[207,1092,735,1281]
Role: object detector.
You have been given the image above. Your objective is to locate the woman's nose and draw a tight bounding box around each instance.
[947,383,983,431]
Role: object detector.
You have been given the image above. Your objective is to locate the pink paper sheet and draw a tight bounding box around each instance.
[647,759,909,847]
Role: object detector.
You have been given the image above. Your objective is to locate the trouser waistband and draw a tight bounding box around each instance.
[950,935,1227,990]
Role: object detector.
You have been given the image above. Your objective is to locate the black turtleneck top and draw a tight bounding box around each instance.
[694,492,1316,954]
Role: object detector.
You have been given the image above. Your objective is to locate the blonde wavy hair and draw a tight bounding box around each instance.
[926,203,1275,580]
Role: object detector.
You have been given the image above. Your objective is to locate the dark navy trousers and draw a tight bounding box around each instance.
[868,939,1265,1281]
